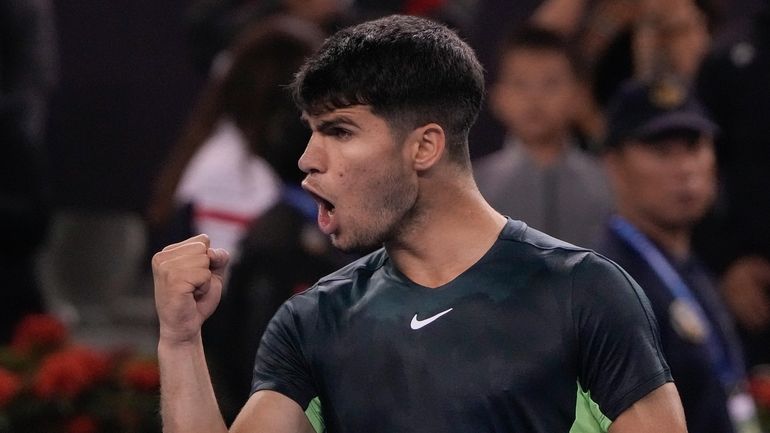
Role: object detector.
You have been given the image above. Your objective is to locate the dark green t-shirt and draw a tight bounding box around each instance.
[252,219,671,433]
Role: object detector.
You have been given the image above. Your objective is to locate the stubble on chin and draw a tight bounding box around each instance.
[331,203,416,254]
[330,231,384,255]
[333,166,421,254]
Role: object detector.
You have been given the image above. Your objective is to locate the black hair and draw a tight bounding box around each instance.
[291,14,484,166]
[498,25,582,79]
[220,17,323,167]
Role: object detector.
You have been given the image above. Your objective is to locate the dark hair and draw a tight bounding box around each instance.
[498,25,582,79]
[219,17,323,161]
[148,16,323,225]
[291,14,484,166]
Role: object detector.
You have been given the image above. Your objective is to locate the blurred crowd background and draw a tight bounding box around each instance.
[2,0,770,430]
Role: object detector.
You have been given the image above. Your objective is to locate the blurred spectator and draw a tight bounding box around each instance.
[466,0,618,156]
[466,0,544,158]
[194,18,356,424]
[584,0,717,107]
[595,79,760,433]
[185,0,351,75]
[0,0,57,342]
[184,0,474,77]
[537,0,716,145]
[147,16,328,255]
[0,0,58,145]
[473,26,612,247]
[695,2,770,368]
[538,0,717,149]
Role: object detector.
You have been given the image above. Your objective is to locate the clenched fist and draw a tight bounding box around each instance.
[152,234,230,345]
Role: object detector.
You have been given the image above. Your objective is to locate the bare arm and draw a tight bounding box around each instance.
[230,391,316,433]
[153,234,230,433]
[158,336,228,433]
[609,383,688,433]
[153,234,315,433]
[159,341,314,433]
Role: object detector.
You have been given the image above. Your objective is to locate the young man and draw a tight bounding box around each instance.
[595,79,759,433]
[152,15,686,433]
[474,26,612,248]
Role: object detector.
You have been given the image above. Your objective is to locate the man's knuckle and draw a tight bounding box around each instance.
[151,252,165,268]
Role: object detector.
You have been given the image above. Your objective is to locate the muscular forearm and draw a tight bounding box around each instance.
[158,335,228,433]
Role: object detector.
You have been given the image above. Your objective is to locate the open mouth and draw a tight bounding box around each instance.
[304,188,338,235]
[308,191,335,215]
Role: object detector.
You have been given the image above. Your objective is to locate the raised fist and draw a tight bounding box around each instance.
[152,234,230,344]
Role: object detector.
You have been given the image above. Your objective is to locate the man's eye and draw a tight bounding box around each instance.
[331,128,352,139]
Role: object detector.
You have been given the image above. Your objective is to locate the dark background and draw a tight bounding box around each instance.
[46,0,202,213]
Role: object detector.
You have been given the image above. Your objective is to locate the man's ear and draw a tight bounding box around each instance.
[407,123,446,171]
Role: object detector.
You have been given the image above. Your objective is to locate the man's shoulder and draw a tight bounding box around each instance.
[299,248,388,294]
[500,219,593,260]
[271,249,388,325]
[501,220,634,283]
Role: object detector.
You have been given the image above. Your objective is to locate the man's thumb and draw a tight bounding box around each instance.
[208,248,230,277]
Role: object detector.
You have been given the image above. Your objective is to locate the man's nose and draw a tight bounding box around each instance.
[298,133,326,174]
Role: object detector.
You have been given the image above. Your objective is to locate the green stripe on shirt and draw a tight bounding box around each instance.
[306,397,324,433]
[570,382,612,433]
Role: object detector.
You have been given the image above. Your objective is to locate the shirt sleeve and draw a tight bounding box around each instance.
[250,297,317,410]
[571,252,673,421]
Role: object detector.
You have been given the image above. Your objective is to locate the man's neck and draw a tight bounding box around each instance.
[619,212,691,261]
[385,172,507,288]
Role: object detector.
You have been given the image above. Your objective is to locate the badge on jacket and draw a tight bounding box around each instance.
[669,299,708,344]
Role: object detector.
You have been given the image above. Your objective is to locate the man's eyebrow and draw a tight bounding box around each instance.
[314,115,360,131]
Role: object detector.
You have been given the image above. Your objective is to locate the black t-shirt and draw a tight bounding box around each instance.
[252,219,671,433]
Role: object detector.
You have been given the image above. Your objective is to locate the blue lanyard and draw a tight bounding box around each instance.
[609,215,742,388]
[282,185,317,221]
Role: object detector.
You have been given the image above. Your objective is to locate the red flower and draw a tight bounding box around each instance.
[66,414,99,433]
[750,374,770,408]
[121,359,160,392]
[11,313,68,354]
[0,367,22,407]
[33,346,110,399]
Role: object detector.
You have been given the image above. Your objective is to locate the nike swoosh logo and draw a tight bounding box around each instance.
[410,308,453,330]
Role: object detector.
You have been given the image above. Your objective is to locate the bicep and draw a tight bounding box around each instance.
[573,254,672,418]
[230,390,316,433]
[608,383,687,433]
